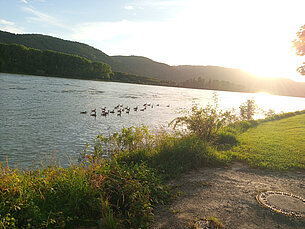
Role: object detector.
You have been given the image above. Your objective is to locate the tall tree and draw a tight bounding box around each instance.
[293,25,305,75]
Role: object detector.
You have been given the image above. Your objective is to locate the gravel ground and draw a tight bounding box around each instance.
[151,162,305,229]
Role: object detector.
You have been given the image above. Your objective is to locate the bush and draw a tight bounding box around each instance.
[153,135,226,179]
[239,99,257,120]
[170,97,237,142]
[214,131,239,150]
[114,133,227,180]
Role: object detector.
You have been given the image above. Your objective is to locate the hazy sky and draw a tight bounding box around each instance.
[1,0,305,81]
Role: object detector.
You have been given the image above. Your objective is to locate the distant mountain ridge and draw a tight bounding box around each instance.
[112,55,258,84]
[1,30,305,97]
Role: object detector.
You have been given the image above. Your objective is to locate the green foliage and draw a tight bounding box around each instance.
[90,126,227,181]
[214,131,239,150]
[170,95,237,142]
[0,43,112,79]
[239,99,257,120]
[292,25,305,75]
[0,158,170,228]
[88,126,154,160]
[152,135,227,179]
[0,30,115,67]
[2,102,304,228]
[86,160,168,228]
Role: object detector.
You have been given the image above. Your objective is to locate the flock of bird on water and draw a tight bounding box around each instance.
[80,103,170,117]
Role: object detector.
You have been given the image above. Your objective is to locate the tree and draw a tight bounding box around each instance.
[239,99,257,120]
[292,25,305,75]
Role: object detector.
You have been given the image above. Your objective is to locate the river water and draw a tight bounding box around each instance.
[1,73,305,168]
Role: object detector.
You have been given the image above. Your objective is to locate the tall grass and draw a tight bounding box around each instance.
[0,125,225,228]
[0,159,171,228]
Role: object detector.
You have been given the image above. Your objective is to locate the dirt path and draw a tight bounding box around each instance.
[151,162,305,229]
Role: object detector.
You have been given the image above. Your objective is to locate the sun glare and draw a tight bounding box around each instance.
[154,0,305,82]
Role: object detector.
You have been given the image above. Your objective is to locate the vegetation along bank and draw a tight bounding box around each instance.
[1,99,305,228]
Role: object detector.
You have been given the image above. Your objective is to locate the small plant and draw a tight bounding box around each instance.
[90,125,154,160]
[263,109,276,118]
[214,131,239,150]
[191,216,223,229]
[239,99,257,120]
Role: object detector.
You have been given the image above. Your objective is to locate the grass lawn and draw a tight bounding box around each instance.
[230,114,305,170]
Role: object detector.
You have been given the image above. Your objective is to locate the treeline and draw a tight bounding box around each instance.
[0,42,175,85]
[110,71,175,86]
[0,43,112,80]
[0,42,249,93]
[180,76,245,92]
[0,30,116,66]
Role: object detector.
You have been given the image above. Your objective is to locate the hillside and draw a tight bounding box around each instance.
[112,56,257,84]
[1,30,305,97]
[0,30,116,67]
[0,30,256,84]
[112,55,174,80]
[112,55,305,97]
[0,43,112,80]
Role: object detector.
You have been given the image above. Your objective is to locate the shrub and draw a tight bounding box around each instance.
[170,101,237,142]
[214,131,239,150]
[0,159,171,228]
[239,99,257,120]
[153,135,226,179]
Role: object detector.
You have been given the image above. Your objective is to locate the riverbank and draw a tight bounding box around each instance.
[2,71,305,99]
[1,110,305,228]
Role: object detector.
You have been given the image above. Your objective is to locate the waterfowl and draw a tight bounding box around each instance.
[80,111,87,114]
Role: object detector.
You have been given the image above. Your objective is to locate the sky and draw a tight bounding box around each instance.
[1,0,305,82]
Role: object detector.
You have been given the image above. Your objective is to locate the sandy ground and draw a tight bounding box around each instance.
[151,162,305,229]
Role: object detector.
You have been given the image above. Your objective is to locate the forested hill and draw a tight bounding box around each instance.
[0,30,256,84]
[112,55,174,80]
[112,55,256,84]
[0,43,174,86]
[1,30,305,97]
[0,43,112,80]
[0,30,116,67]
[112,56,305,97]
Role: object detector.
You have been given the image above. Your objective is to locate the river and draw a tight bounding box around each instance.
[1,73,305,168]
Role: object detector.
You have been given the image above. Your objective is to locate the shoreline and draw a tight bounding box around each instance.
[2,72,305,99]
